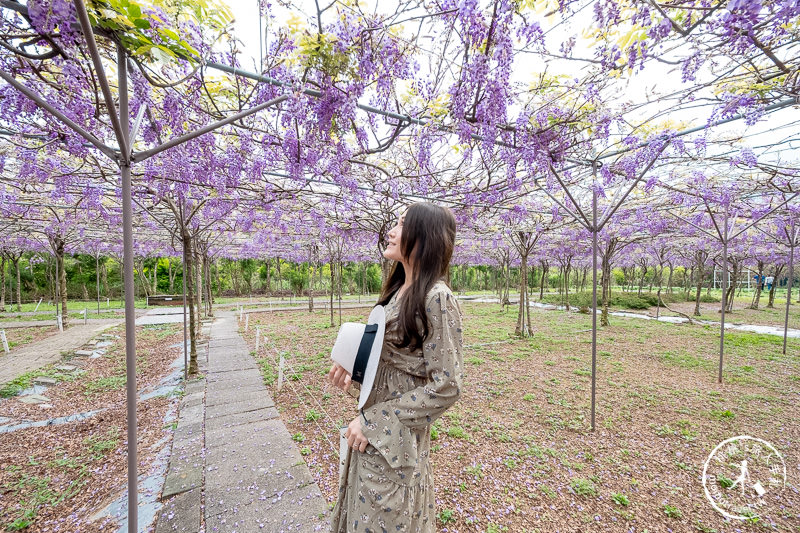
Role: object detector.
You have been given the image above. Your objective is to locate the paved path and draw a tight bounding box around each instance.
[154,311,327,533]
[0,320,121,386]
[0,318,124,329]
[241,302,375,315]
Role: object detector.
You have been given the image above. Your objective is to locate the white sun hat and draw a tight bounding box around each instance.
[330,305,386,410]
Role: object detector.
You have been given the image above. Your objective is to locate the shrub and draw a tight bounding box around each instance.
[569,477,597,497]
[437,509,456,525]
[304,409,322,422]
[612,493,630,506]
[663,504,682,518]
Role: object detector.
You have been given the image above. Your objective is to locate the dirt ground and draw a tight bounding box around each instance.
[1,326,59,353]
[243,302,799,533]
[0,323,184,532]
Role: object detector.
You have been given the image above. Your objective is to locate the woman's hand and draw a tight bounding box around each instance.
[327,362,352,391]
[345,415,369,453]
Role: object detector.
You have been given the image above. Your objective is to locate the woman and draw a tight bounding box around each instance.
[328,202,464,532]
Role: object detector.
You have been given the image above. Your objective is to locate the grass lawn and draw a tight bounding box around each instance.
[242,302,799,532]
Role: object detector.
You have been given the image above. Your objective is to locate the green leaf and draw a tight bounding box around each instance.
[177,39,199,56]
[155,44,177,59]
[133,18,150,29]
[127,4,142,18]
[160,28,180,42]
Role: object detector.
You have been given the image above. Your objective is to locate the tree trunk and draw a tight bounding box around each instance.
[539,260,548,300]
[214,260,221,298]
[101,262,109,297]
[516,253,528,336]
[684,267,691,297]
[330,262,335,326]
[750,261,764,309]
[204,253,213,317]
[0,255,6,311]
[265,258,272,294]
[338,261,343,326]
[666,264,674,293]
[183,233,198,374]
[694,265,704,317]
[195,248,202,328]
[601,254,611,327]
[650,265,659,293]
[152,257,159,295]
[502,259,510,306]
[231,260,241,296]
[767,264,784,308]
[725,260,738,312]
[638,263,647,296]
[56,239,68,327]
[308,263,315,312]
[11,257,21,311]
[136,259,150,298]
[168,259,175,293]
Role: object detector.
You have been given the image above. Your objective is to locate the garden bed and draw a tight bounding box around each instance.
[0,323,185,531]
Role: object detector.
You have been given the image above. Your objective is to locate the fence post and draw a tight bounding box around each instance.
[0,330,9,354]
[83,308,88,325]
[277,355,285,391]
[106,298,110,307]
[245,313,249,331]
[57,315,63,332]
[255,326,260,353]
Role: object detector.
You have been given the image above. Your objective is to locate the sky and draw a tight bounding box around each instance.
[222,0,800,164]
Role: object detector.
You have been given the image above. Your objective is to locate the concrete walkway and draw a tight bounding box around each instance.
[0,317,123,329]
[0,320,121,386]
[154,311,327,533]
[241,302,375,315]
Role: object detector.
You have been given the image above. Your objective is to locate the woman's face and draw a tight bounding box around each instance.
[383,212,406,263]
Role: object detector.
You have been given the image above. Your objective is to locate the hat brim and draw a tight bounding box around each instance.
[358,305,385,410]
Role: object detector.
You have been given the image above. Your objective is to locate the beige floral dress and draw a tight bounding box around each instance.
[331,281,464,533]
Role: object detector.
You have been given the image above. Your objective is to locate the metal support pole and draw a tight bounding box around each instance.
[75,0,130,157]
[132,95,288,162]
[117,45,138,533]
[592,161,597,431]
[719,205,728,384]
[0,330,9,354]
[784,221,796,355]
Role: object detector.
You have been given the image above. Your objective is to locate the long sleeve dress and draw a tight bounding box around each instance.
[331,280,464,533]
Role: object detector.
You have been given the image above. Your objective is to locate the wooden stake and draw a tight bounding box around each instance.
[0,330,9,354]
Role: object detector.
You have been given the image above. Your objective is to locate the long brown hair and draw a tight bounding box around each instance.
[377,202,456,350]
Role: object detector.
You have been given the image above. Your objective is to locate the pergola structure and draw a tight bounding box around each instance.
[1,1,799,529]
